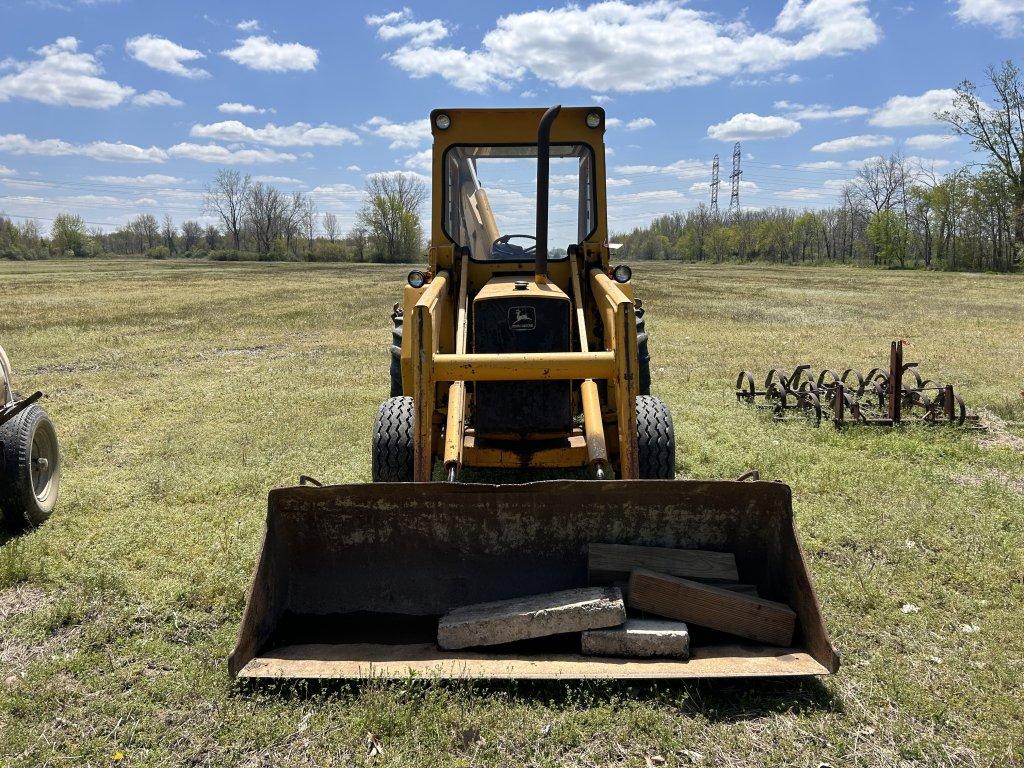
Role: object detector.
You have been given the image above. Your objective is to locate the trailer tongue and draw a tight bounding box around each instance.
[229,479,838,680]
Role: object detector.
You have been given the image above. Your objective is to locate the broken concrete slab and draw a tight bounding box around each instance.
[582,619,690,659]
[438,586,626,650]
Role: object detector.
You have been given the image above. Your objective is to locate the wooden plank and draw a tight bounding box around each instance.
[589,543,738,584]
[628,568,795,647]
[437,587,626,650]
[613,580,758,601]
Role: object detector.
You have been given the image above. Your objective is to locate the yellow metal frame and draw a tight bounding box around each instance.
[403,106,643,481]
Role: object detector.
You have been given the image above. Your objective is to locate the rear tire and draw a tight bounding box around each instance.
[636,306,651,396]
[389,310,404,397]
[372,396,415,482]
[0,403,60,527]
[636,395,675,479]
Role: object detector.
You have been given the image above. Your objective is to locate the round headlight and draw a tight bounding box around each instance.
[586,112,602,129]
[408,270,427,288]
[435,113,451,130]
[612,264,632,284]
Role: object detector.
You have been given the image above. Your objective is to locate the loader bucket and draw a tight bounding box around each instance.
[229,480,838,680]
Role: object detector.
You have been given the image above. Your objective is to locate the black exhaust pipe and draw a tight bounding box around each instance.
[535,104,561,280]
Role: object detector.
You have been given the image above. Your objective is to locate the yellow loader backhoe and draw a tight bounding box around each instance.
[230,107,838,680]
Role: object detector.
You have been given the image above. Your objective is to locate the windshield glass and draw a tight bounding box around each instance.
[443,144,596,261]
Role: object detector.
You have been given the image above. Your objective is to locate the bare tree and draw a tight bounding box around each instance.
[355,172,427,262]
[204,224,219,249]
[244,182,289,254]
[322,211,339,242]
[204,170,250,250]
[130,213,159,250]
[181,220,203,251]
[162,215,177,253]
[348,225,368,262]
[939,60,1024,263]
[301,195,318,251]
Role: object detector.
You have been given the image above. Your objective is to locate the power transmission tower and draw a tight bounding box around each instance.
[710,154,720,215]
[729,142,742,213]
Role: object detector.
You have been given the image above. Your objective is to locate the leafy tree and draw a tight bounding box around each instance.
[50,213,92,257]
[939,60,1024,266]
[866,210,907,267]
[355,173,426,263]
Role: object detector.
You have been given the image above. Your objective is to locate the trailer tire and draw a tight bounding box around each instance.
[0,403,60,527]
[636,395,675,479]
[372,396,415,482]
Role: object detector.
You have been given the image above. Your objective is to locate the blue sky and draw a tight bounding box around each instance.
[0,0,1021,236]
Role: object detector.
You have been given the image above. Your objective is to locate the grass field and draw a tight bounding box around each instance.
[0,258,1022,767]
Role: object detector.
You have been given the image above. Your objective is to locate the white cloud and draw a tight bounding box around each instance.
[237,19,260,32]
[0,165,16,177]
[870,89,957,127]
[218,102,273,114]
[310,183,363,201]
[85,174,184,185]
[167,143,297,164]
[222,36,318,72]
[520,89,537,99]
[905,155,953,169]
[366,169,430,185]
[361,116,432,149]
[692,179,757,193]
[775,186,830,200]
[371,0,879,93]
[0,133,168,162]
[812,134,894,152]
[953,0,1024,36]
[799,159,855,169]
[614,159,707,180]
[625,117,656,130]
[252,175,305,185]
[0,37,135,108]
[774,100,869,120]
[708,113,801,141]
[404,149,432,171]
[126,34,209,79]
[131,89,183,107]
[610,189,688,204]
[366,8,449,46]
[189,120,360,147]
[346,164,362,171]
[905,133,957,150]
[591,93,612,103]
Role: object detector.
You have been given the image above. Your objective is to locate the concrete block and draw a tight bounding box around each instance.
[438,586,626,650]
[582,619,690,659]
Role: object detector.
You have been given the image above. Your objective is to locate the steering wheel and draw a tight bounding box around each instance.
[492,234,536,255]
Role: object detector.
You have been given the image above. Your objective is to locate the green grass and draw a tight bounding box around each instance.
[0,258,1022,767]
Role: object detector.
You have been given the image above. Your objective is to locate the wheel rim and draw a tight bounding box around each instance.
[30,422,58,503]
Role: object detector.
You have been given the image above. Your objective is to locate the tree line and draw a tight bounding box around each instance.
[616,61,1024,273]
[0,170,428,264]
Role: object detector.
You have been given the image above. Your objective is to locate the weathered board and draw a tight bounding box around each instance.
[438,586,626,650]
[589,543,739,584]
[628,569,795,647]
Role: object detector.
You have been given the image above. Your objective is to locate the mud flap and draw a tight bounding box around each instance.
[229,480,838,680]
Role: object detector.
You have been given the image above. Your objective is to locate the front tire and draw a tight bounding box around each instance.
[0,403,60,527]
[636,395,675,479]
[372,396,415,482]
